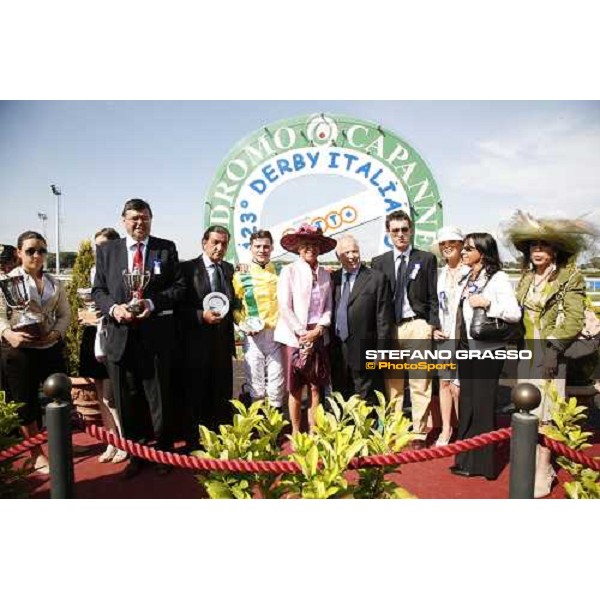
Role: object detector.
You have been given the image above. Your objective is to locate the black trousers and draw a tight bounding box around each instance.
[181,330,233,446]
[1,342,66,426]
[106,329,173,450]
[455,357,504,479]
[331,342,384,405]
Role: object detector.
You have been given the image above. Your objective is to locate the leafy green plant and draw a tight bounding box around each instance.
[196,392,415,499]
[541,383,600,499]
[0,391,29,498]
[64,239,95,376]
[197,400,288,499]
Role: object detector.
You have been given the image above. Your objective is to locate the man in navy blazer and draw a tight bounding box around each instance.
[331,235,394,403]
[93,198,186,477]
[372,209,440,446]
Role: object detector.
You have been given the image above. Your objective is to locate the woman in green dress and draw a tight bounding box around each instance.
[507,211,596,497]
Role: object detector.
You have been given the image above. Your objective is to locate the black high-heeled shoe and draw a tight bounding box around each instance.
[449,465,472,477]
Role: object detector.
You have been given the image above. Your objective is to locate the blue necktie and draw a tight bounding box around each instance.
[336,272,352,342]
[395,255,407,323]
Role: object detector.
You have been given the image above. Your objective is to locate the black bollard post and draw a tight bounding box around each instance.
[509,383,541,499]
[43,373,74,499]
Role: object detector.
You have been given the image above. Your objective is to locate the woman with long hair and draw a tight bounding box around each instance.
[0,231,71,474]
[78,228,127,463]
[505,211,595,497]
[451,232,521,480]
[274,224,335,434]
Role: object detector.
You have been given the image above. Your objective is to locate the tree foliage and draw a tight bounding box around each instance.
[64,239,95,376]
[0,391,29,498]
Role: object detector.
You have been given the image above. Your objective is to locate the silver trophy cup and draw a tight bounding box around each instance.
[0,275,43,337]
[122,268,151,316]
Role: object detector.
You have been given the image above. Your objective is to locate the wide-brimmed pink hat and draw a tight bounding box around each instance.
[280,223,337,255]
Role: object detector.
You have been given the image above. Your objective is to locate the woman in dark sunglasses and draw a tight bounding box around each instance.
[450,232,521,481]
[0,231,71,475]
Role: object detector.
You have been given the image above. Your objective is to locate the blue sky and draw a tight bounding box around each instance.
[1,100,599,260]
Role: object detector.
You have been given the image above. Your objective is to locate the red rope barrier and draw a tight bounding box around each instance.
[84,423,512,473]
[540,435,600,471]
[0,432,48,462]
[351,428,512,468]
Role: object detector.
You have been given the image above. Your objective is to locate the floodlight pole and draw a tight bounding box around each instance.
[37,212,48,240]
[50,185,61,275]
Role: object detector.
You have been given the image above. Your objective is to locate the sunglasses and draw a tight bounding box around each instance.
[389,227,410,234]
[462,245,478,252]
[24,247,48,256]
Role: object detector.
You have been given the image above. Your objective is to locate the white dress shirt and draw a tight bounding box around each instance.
[202,253,223,292]
[125,235,149,271]
[392,246,416,319]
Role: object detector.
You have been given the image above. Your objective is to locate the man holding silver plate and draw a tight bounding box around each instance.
[232,230,284,410]
[175,225,235,448]
[92,198,186,478]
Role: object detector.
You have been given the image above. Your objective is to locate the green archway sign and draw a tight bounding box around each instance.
[205,113,443,263]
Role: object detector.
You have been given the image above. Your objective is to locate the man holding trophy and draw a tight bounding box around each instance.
[0,232,71,475]
[92,199,186,478]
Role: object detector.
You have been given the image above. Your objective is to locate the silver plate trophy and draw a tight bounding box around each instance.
[203,292,230,317]
[77,287,97,313]
[122,268,151,316]
[239,316,264,334]
[0,274,43,337]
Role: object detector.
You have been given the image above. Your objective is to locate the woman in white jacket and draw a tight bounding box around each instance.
[450,232,522,480]
[432,227,470,446]
[0,231,71,474]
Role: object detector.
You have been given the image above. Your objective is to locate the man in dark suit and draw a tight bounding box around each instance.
[372,209,440,446]
[92,198,186,477]
[176,225,235,449]
[331,235,394,404]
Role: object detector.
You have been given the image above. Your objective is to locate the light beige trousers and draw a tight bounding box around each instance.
[384,318,433,440]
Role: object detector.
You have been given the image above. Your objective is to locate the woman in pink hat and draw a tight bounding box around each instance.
[274,224,336,434]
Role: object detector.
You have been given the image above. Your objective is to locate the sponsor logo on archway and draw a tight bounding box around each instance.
[205,114,442,263]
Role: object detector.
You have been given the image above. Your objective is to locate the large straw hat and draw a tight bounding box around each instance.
[502,210,598,257]
[280,223,337,255]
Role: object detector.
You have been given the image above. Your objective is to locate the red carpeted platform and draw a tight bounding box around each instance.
[19,427,599,499]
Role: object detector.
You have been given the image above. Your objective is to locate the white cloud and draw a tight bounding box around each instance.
[451,113,600,211]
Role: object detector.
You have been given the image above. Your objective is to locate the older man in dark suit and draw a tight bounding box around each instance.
[372,209,440,446]
[331,235,394,404]
[92,198,186,477]
[176,225,236,449]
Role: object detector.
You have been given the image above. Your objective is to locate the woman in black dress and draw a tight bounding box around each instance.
[78,228,127,463]
[451,233,521,480]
